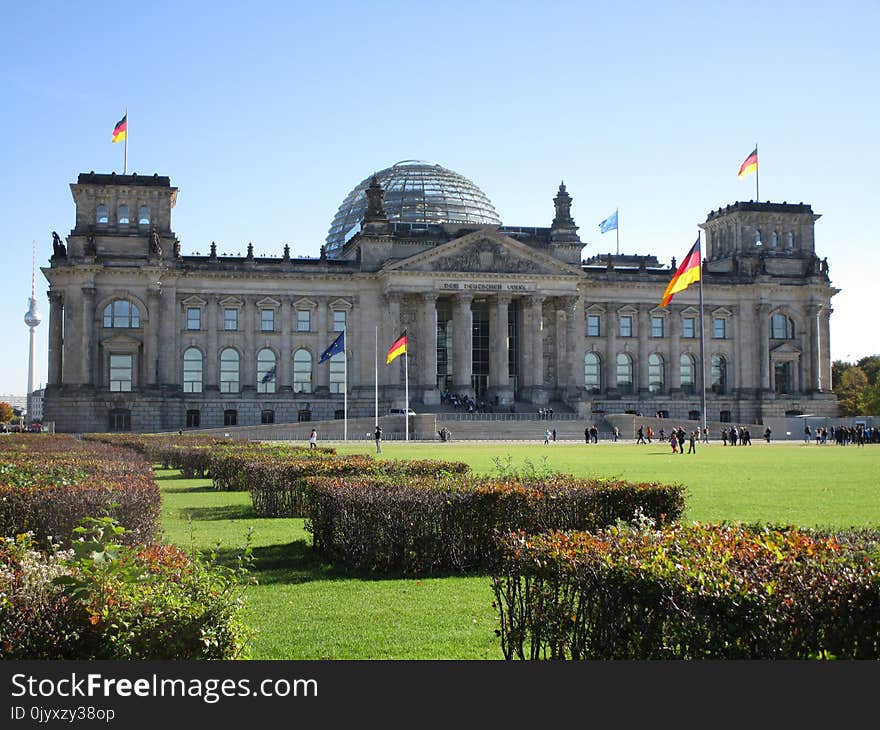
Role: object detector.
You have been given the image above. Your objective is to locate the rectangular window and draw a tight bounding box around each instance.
[224,308,238,331]
[329,353,345,393]
[713,318,727,339]
[683,317,696,338]
[223,409,238,426]
[297,310,311,332]
[109,354,132,392]
[185,409,200,428]
[587,315,600,337]
[260,309,275,332]
[109,409,131,431]
[260,409,275,424]
[186,307,201,330]
[332,310,346,332]
[619,315,633,338]
[651,316,664,338]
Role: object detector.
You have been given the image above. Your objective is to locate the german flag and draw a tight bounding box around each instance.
[737,147,757,178]
[660,237,701,307]
[112,114,127,143]
[386,331,407,364]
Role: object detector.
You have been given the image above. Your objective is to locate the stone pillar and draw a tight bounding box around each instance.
[62,287,81,385]
[384,293,403,388]
[81,287,96,386]
[159,286,178,386]
[279,298,292,390]
[807,304,821,393]
[637,304,650,395]
[669,306,681,393]
[452,293,473,395]
[241,298,255,390]
[605,305,618,393]
[567,295,586,390]
[489,295,510,388]
[146,288,161,386]
[421,293,439,401]
[316,299,329,390]
[47,291,64,386]
[530,296,545,390]
[820,308,832,392]
[757,303,771,392]
[206,296,219,389]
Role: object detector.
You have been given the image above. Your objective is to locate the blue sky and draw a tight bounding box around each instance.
[1,0,878,397]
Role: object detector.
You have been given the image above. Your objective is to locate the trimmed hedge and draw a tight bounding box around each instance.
[0,524,252,660]
[0,435,160,547]
[304,474,685,574]
[492,523,880,659]
[251,455,471,517]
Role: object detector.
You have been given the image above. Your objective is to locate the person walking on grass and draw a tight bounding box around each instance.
[374,425,382,454]
[585,426,590,444]
[309,428,317,450]
[544,428,551,445]
[637,426,646,445]
[688,430,697,454]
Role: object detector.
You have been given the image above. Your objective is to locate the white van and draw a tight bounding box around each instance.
[389,408,416,416]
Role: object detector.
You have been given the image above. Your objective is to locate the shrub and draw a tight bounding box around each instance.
[304,474,684,574]
[0,518,253,659]
[492,522,880,659]
[0,435,160,547]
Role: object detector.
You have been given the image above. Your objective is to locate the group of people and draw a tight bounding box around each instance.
[440,391,496,413]
[665,427,699,454]
[721,426,753,446]
[583,425,599,444]
[805,424,876,446]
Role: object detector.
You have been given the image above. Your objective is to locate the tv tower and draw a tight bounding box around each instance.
[24,240,42,422]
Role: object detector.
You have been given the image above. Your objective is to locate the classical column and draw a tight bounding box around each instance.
[421,293,439,391]
[530,296,545,390]
[279,298,292,390]
[315,299,329,390]
[807,303,821,393]
[605,304,618,393]
[146,288,161,386]
[489,295,510,389]
[669,305,682,393]
[567,295,586,390]
[158,286,177,386]
[206,296,219,389]
[820,307,832,392]
[757,303,771,392]
[637,304,650,395]
[47,291,64,386]
[452,293,473,394]
[81,287,96,386]
[385,293,403,387]
[241,297,255,389]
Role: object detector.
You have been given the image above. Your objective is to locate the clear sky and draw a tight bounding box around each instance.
[1,0,878,398]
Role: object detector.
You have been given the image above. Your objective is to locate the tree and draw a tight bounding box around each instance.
[856,355,880,385]
[0,402,13,423]
[837,367,868,416]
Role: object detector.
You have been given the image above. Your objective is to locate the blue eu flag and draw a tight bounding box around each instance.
[319,331,345,364]
[599,209,618,233]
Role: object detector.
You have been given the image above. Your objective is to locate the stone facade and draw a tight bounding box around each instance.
[42,174,838,433]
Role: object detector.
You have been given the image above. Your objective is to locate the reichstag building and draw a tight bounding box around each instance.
[42,160,838,433]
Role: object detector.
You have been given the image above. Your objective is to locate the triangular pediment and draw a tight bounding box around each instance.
[382,229,584,277]
[256,297,281,308]
[680,306,700,317]
[771,342,802,356]
[100,333,142,349]
[292,297,317,309]
[181,295,207,307]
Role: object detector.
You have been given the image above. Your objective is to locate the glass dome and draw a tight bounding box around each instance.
[325,160,501,256]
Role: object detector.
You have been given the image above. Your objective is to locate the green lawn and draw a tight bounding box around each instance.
[157,440,880,659]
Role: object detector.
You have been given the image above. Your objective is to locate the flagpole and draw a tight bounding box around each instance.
[374,325,378,427]
[754,143,759,202]
[616,207,619,255]
[124,108,128,175]
[697,232,708,434]
[404,348,410,442]
[343,327,348,442]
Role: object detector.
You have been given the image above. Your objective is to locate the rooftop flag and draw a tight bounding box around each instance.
[598,209,618,233]
[319,331,345,364]
[112,114,127,143]
[738,147,758,179]
[660,236,701,307]
[386,331,407,364]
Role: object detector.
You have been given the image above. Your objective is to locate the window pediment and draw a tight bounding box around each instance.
[293,297,317,310]
[584,303,606,314]
[182,295,207,307]
[219,297,243,307]
[770,342,802,357]
[712,306,733,317]
[680,306,700,317]
[329,298,353,310]
[101,333,141,351]
[256,297,281,309]
[617,305,639,316]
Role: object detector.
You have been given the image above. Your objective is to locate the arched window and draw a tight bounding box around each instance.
[329,352,345,394]
[786,231,795,249]
[293,349,312,394]
[219,348,240,393]
[102,300,141,328]
[183,348,203,393]
[257,348,277,393]
[96,204,109,225]
[771,314,796,339]
[711,354,727,394]
[584,352,601,393]
[648,353,665,394]
[118,205,130,225]
[680,353,696,395]
[770,231,778,249]
[138,206,150,225]
[755,229,762,246]
[616,353,633,395]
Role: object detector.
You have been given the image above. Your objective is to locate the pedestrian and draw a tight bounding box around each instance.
[584,426,590,444]
[374,425,382,453]
[552,428,557,442]
[309,428,317,450]
[590,425,598,444]
[764,426,772,443]
[677,428,686,454]
[544,428,551,445]
[804,424,811,444]
[613,426,619,443]
[637,426,646,444]
[721,427,728,446]
[670,433,678,454]
[701,427,709,444]
[688,430,696,454]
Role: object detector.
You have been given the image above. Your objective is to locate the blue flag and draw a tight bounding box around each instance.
[599,209,618,233]
[319,331,345,364]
